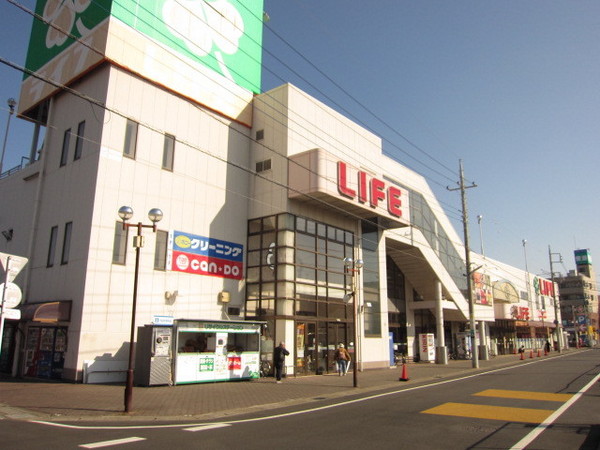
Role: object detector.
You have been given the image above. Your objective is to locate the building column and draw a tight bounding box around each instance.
[478,321,489,360]
[435,280,448,364]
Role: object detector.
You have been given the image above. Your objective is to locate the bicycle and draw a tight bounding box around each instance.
[260,359,273,377]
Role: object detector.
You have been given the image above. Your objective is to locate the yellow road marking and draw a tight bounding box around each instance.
[474,389,572,402]
[422,402,553,423]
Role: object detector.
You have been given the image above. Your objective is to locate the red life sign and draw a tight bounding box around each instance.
[337,161,404,218]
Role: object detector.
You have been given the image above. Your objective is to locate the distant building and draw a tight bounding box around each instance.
[556,249,598,346]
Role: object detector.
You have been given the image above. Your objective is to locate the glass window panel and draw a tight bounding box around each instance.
[153,230,168,270]
[261,266,275,281]
[327,226,336,241]
[246,267,260,283]
[60,221,72,264]
[328,288,346,302]
[248,235,261,251]
[262,232,276,248]
[345,231,353,245]
[317,270,327,286]
[296,283,316,298]
[317,286,328,301]
[317,254,326,269]
[260,283,275,298]
[162,134,175,171]
[47,226,58,267]
[328,241,343,257]
[363,269,380,289]
[328,271,344,289]
[317,302,327,317]
[112,222,127,265]
[296,250,315,267]
[248,219,261,234]
[317,223,326,237]
[263,215,277,231]
[336,229,345,242]
[246,283,260,300]
[74,121,85,160]
[123,119,138,158]
[329,302,347,319]
[296,300,316,316]
[247,250,260,267]
[60,129,71,167]
[296,233,315,251]
[259,299,275,316]
[296,217,306,232]
[245,300,259,316]
[327,256,344,273]
[297,266,316,283]
[317,237,326,253]
[306,219,316,235]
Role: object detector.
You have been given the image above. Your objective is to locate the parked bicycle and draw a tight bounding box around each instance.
[260,359,273,377]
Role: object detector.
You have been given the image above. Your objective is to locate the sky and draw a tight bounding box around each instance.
[1,0,599,281]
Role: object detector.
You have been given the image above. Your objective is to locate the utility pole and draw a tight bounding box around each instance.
[548,246,563,353]
[448,160,478,368]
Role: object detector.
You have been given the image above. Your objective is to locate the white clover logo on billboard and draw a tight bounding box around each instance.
[43,0,93,49]
[162,0,245,83]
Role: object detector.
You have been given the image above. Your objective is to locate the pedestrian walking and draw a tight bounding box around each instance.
[334,343,351,376]
[273,341,289,383]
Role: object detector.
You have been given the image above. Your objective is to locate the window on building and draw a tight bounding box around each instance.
[47,226,58,267]
[123,119,138,159]
[73,121,85,161]
[112,221,128,265]
[61,222,73,265]
[256,159,272,173]
[60,129,71,167]
[154,230,168,270]
[162,134,175,171]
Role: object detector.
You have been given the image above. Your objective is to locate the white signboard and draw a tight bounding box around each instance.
[0,252,28,283]
[2,308,21,320]
[0,282,22,308]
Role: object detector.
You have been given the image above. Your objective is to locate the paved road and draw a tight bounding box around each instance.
[0,350,598,449]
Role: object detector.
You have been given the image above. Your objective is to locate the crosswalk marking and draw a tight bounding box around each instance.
[422,402,553,423]
[474,389,572,402]
[79,437,146,448]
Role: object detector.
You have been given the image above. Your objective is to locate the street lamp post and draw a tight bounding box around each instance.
[0,98,17,175]
[343,256,363,388]
[118,205,163,413]
[477,215,485,257]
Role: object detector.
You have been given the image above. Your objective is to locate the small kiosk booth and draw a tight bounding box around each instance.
[173,319,264,385]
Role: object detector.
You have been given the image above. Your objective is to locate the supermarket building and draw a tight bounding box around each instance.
[0,0,560,382]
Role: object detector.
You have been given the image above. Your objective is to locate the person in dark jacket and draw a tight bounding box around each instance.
[273,341,289,383]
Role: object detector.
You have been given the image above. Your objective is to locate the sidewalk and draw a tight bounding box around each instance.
[0,351,575,422]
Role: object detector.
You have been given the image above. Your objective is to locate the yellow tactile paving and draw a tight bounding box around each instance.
[422,402,554,423]
[474,389,572,402]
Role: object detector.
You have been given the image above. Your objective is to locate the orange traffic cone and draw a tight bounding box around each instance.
[544,348,548,356]
[529,349,534,359]
[520,351,524,360]
[399,363,409,382]
[537,348,542,357]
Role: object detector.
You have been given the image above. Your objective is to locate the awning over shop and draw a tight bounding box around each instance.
[20,301,71,323]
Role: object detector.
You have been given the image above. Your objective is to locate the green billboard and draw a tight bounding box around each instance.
[25,0,264,94]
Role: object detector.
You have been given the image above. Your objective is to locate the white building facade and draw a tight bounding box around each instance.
[0,0,560,382]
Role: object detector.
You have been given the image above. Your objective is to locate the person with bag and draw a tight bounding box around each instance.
[334,343,351,376]
[273,341,289,383]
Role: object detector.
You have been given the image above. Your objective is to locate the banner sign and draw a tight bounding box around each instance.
[168,231,243,280]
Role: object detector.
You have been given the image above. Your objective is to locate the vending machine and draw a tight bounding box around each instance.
[134,325,173,386]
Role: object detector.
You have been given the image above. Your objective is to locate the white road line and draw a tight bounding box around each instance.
[29,350,586,431]
[184,423,231,432]
[79,437,146,448]
[509,371,600,450]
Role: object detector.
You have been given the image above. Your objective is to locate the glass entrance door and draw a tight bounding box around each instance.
[295,322,317,375]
